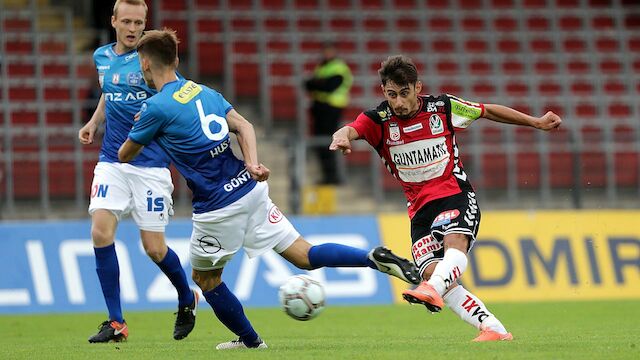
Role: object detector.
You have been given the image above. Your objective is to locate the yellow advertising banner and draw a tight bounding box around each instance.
[379,211,640,303]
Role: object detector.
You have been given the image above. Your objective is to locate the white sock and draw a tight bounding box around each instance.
[443,285,508,334]
[427,248,467,295]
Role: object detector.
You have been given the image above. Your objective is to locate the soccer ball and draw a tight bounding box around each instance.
[278,274,326,321]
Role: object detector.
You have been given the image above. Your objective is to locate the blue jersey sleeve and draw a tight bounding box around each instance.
[218,92,233,114]
[128,102,163,145]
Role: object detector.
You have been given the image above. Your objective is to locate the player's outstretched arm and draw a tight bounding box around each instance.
[79,94,106,145]
[483,104,562,131]
[329,126,359,155]
[227,109,270,181]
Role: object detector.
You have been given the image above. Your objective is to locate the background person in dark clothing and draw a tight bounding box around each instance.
[304,43,352,185]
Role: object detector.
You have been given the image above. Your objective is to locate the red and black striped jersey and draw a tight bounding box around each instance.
[347,94,484,219]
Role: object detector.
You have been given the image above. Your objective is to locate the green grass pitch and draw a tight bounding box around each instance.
[1,300,639,360]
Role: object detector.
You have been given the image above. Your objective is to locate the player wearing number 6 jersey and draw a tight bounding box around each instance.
[118,29,421,350]
[330,55,562,341]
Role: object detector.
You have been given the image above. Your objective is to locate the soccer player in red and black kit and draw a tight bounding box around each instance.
[330,55,562,342]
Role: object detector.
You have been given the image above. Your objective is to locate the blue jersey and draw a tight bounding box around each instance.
[93,43,170,167]
[128,79,257,213]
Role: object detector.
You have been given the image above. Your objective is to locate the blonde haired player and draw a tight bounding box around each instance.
[79,0,196,342]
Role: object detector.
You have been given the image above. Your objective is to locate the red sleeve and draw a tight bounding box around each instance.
[345,112,382,148]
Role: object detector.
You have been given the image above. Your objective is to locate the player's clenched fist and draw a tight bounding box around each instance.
[247,163,270,182]
[535,111,562,131]
[78,121,97,145]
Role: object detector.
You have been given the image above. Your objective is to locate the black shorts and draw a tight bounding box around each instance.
[410,191,481,276]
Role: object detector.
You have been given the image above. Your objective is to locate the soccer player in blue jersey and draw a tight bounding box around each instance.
[118,29,420,350]
[78,0,196,343]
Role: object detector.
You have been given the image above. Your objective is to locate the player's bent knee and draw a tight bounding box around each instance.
[90,227,115,247]
[192,269,223,292]
[145,247,167,263]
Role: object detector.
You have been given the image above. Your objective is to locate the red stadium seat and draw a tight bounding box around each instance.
[399,38,423,54]
[264,18,288,32]
[599,58,623,74]
[5,39,32,54]
[526,16,551,31]
[538,80,562,96]
[615,152,639,187]
[492,0,516,8]
[465,38,489,53]
[396,17,420,32]
[595,37,619,52]
[294,0,320,9]
[363,18,387,32]
[523,0,548,8]
[428,17,453,32]
[13,161,41,199]
[327,0,352,9]
[39,40,67,54]
[494,15,518,31]
[534,59,558,74]
[297,18,322,32]
[270,85,297,120]
[436,59,459,74]
[10,110,38,124]
[497,38,521,53]
[366,39,390,53]
[581,151,606,187]
[392,0,417,8]
[330,18,355,32]
[575,103,598,119]
[431,38,456,53]
[592,15,616,30]
[556,0,580,7]
[233,63,259,97]
[267,40,291,53]
[462,16,486,31]
[603,79,626,96]
[549,151,574,188]
[427,0,450,9]
[472,82,497,97]
[517,152,541,188]
[9,86,36,101]
[482,153,508,189]
[558,15,583,31]
[198,41,223,76]
[8,63,35,77]
[270,61,293,76]
[361,0,384,9]
[231,17,257,32]
[198,19,222,33]
[566,58,591,74]
[530,38,555,52]
[505,81,530,97]
[563,38,587,53]
[468,59,493,75]
[570,80,594,96]
[607,102,632,119]
[502,59,525,75]
[438,82,464,95]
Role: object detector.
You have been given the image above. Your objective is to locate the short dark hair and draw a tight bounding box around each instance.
[137,28,179,67]
[378,55,418,86]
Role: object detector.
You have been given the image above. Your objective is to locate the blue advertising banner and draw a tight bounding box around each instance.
[0,216,393,314]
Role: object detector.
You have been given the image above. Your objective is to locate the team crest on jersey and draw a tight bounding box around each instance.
[429,114,444,135]
[127,72,143,85]
[112,73,120,85]
[389,122,401,141]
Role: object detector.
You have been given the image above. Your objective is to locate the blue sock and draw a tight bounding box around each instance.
[203,282,259,347]
[156,247,194,307]
[308,243,377,269]
[94,244,124,323]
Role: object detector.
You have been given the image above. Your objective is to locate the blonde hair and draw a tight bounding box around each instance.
[113,0,148,18]
[137,28,180,67]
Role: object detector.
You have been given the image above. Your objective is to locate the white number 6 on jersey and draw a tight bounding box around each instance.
[196,99,229,141]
